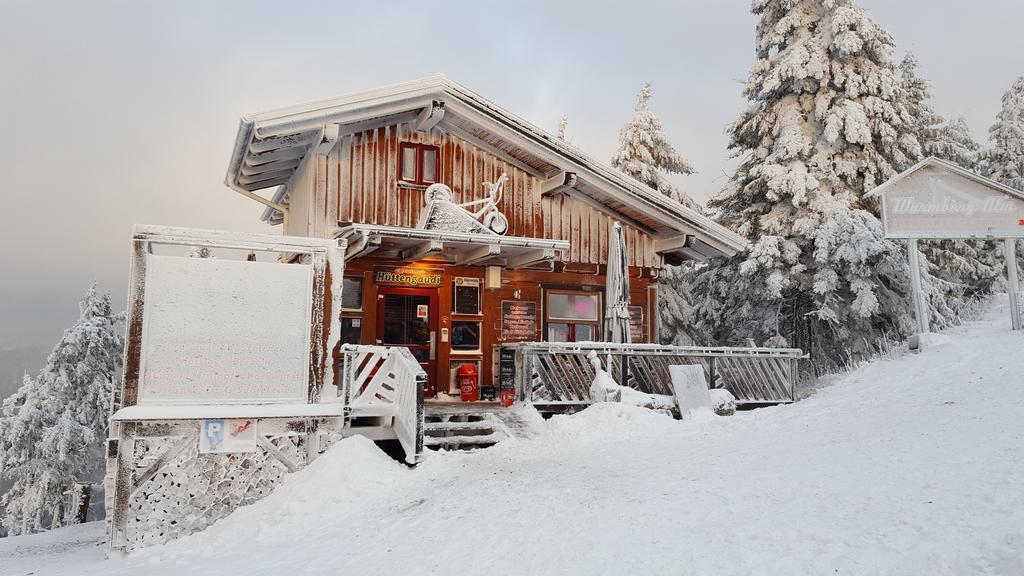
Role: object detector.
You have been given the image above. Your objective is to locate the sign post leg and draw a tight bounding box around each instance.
[1006,239,1022,331]
[907,238,930,336]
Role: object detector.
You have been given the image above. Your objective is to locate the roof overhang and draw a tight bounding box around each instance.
[226,75,748,259]
[336,224,570,269]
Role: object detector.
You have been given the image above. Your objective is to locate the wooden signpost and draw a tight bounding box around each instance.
[868,157,1024,335]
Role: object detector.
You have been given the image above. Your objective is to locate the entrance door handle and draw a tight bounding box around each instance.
[429,331,436,361]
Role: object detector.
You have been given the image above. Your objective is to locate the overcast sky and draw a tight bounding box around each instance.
[1,0,1022,351]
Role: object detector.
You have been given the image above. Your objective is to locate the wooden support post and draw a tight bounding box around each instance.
[907,238,930,335]
[1006,239,1021,331]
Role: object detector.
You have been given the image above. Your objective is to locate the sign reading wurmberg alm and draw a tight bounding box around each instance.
[873,161,1024,239]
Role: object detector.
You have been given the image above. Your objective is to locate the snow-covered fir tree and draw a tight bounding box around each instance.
[982,76,1024,191]
[671,0,949,365]
[611,83,699,209]
[0,286,124,534]
[982,76,1024,275]
[899,54,1003,299]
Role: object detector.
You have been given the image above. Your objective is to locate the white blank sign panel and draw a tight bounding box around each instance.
[138,254,313,404]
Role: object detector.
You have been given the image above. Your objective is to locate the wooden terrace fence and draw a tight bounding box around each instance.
[504,342,805,408]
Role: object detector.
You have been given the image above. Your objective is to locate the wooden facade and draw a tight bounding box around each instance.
[225,77,747,399]
[285,120,662,269]
[274,120,667,395]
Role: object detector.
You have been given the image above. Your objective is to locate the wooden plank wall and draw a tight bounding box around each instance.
[312,121,660,268]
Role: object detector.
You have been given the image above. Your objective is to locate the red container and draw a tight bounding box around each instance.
[500,389,515,408]
[458,363,479,402]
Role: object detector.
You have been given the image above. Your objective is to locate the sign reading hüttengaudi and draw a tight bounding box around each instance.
[870,158,1024,239]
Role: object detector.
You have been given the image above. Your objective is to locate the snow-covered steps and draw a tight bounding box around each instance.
[423,410,509,451]
[422,402,546,451]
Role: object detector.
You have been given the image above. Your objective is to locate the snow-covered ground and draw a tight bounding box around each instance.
[4,298,1023,576]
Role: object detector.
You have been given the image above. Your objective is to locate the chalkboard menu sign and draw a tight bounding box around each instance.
[629,306,644,342]
[497,347,516,392]
[501,301,537,341]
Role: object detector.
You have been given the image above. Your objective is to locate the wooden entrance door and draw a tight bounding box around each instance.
[376,286,438,396]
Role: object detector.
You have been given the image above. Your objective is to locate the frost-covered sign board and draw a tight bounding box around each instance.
[138,255,313,404]
[868,157,1024,333]
[869,158,1024,239]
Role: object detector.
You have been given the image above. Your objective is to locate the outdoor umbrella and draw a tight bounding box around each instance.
[604,221,632,387]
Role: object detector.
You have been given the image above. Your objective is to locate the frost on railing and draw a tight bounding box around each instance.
[108,420,341,552]
[340,345,425,464]
[507,343,805,406]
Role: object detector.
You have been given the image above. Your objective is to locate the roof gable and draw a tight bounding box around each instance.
[225,75,747,257]
[867,157,1024,239]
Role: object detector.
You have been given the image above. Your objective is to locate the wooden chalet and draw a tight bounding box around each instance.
[223,75,747,401]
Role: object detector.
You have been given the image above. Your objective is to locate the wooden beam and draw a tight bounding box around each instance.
[256,435,299,473]
[130,435,193,498]
[415,101,446,132]
[238,168,296,186]
[456,244,501,265]
[248,131,318,154]
[241,157,302,176]
[400,240,443,262]
[441,122,547,178]
[345,233,381,260]
[244,145,308,167]
[653,235,690,254]
[507,248,556,268]
[539,171,578,196]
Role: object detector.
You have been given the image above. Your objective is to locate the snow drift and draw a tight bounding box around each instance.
[4,297,1024,576]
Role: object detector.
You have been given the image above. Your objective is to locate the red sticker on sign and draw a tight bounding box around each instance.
[417,305,429,319]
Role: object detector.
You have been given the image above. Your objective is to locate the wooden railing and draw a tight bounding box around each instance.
[504,342,805,407]
[339,344,425,464]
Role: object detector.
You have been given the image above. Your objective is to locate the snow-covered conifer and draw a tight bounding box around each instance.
[899,55,1002,299]
[982,77,1024,191]
[611,83,698,208]
[982,76,1024,277]
[0,286,124,534]
[678,0,937,364]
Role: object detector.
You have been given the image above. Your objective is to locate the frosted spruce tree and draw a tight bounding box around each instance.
[982,77,1024,274]
[611,83,699,209]
[681,0,948,365]
[983,77,1024,191]
[899,54,1002,299]
[0,286,124,534]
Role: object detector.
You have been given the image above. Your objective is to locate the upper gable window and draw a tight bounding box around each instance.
[399,142,440,185]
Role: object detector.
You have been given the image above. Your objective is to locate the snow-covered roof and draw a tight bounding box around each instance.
[866,156,1024,202]
[224,75,747,258]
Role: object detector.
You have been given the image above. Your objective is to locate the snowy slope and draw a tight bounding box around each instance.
[4,298,1023,576]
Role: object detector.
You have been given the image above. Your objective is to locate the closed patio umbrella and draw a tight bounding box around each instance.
[604,221,632,344]
[604,222,632,388]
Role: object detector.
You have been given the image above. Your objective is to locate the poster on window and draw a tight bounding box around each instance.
[199,419,258,454]
[629,306,644,343]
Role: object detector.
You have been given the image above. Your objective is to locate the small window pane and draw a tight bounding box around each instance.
[401,146,417,181]
[342,277,363,310]
[575,324,595,342]
[341,317,362,345]
[547,292,600,321]
[421,148,437,183]
[547,323,570,342]
[451,321,481,351]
